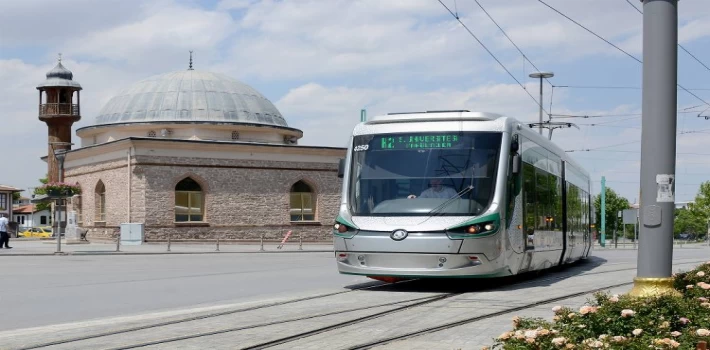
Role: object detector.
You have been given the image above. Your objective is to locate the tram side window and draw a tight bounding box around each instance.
[523,163,536,235]
[583,190,588,233]
[535,168,549,230]
[566,184,580,234]
[550,175,562,231]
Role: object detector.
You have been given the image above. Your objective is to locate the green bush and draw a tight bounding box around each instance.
[488,261,710,349]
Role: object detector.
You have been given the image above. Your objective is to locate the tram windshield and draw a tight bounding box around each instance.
[349,131,502,216]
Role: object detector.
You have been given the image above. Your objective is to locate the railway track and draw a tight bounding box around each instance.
[242,260,705,350]
[12,280,401,350]
[11,258,706,350]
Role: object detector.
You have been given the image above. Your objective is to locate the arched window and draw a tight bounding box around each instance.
[290,181,315,222]
[95,181,106,222]
[175,177,203,222]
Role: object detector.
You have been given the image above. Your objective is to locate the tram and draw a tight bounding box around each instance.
[333,110,593,280]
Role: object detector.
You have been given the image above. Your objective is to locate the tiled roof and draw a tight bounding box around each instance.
[0,185,22,192]
[14,204,36,214]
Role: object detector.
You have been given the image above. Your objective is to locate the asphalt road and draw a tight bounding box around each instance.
[1,252,369,331]
[1,246,708,332]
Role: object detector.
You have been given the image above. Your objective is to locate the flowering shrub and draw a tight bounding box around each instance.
[39,182,82,196]
[489,261,710,349]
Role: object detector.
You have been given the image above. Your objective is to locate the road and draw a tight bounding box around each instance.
[1,252,369,331]
[1,246,707,334]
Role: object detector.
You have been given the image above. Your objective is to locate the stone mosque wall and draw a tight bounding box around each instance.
[64,153,342,242]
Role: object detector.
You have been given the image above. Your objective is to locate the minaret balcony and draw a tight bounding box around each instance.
[39,103,80,117]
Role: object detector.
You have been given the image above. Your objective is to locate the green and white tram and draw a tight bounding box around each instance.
[333,110,592,280]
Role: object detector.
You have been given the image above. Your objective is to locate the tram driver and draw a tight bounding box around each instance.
[407,178,458,199]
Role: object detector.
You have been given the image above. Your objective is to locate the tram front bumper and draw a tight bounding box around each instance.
[335,251,509,278]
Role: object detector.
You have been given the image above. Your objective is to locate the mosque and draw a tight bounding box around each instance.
[37,56,346,242]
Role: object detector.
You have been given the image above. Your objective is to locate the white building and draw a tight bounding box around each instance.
[13,204,52,229]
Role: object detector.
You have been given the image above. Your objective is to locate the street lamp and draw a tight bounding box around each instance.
[49,141,72,254]
[52,148,67,254]
[53,148,67,182]
[528,71,554,135]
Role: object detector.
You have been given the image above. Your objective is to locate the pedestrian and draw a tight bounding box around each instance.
[0,213,11,249]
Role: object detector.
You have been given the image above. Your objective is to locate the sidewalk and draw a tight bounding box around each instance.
[0,239,335,256]
[592,241,709,250]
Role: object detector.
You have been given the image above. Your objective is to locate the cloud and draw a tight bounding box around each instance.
[60,1,237,72]
[1,0,709,202]
[0,0,145,48]
[216,0,256,11]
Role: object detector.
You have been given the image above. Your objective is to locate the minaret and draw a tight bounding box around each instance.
[37,54,82,183]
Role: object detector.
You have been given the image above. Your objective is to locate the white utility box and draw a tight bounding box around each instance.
[120,223,144,245]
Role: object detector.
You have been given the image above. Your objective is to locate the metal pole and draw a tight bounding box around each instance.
[298,233,303,251]
[216,236,220,252]
[635,212,639,249]
[58,158,64,239]
[55,199,62,253]
[116,233,120,252]
[259,233,265,251]
[600,176,606,247]
[167,233,171,252]
[630,0,679,298]
[538,77,543,135]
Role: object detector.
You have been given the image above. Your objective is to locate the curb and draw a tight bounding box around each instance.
[0,249,335,257]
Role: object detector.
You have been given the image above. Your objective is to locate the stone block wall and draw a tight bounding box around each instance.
[139,155,342,241]
[62,151,344,241]
[64,157,146,240]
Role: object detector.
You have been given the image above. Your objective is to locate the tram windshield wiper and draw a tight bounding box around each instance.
[424,185,474,218]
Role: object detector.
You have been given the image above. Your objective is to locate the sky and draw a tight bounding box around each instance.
[1,0,709,205]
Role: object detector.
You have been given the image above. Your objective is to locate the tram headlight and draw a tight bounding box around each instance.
[446,215,500,238]
[333,223,353,233]
[467,225,481,234]
[460,221,497,235]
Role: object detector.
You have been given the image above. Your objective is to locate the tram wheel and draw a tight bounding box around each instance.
[367,276,406,283]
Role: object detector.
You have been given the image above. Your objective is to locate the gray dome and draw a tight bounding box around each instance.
[94,70,288,127]
[47,61,73,80]
[37,61,82,90]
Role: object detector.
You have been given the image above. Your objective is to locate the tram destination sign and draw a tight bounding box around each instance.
[375,134,464,150]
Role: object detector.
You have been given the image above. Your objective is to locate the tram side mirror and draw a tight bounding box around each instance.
[512,154,521,174]
[510,139,519,153]
[337,158,345,178]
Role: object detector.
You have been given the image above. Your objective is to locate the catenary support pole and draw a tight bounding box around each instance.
[629,0,680,297]
[55,199,62,254]
[538,78,543,134]
[601,176,606,247]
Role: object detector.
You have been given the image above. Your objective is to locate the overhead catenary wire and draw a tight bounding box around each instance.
[569,150,710,156]
[554,85,710,91]
[578,116,641,125]
[625,0,710,74]
[551,110,700,119]
[473,0,553,87]
[537,0,710,107]
[436,0,550,116]
[566,126,710,152]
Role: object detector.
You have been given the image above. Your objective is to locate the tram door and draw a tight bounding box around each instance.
[515,161,535,272]
[522,162,536,252]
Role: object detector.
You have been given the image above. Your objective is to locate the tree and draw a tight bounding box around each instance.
[12,192,21,201]
[593,187,630,242]
[685,181,710,240]
[33,176,50,212]
[692,181,710,218]
[673,207,706,239]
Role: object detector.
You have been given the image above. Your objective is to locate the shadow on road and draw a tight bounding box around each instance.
[343,256,609,294]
